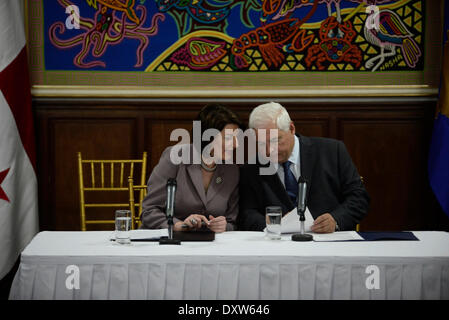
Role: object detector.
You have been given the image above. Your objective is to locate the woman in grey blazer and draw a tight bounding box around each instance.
[140,104,243,232]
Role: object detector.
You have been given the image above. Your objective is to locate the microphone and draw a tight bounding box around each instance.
[297,177,307,217]
[292,176,313,242]
[166,178,176,219]
[159,178,181,245]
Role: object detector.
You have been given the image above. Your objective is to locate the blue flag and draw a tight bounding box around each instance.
[428,0,449,217]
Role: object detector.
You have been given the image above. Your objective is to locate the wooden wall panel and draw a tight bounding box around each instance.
[33,98,446,232]
[49,119,138,230]
[293,119,330,137]
[340,119,430,231]
[147,120,193,169]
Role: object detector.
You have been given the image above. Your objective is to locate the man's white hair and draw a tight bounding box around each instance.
[248,101,291,131]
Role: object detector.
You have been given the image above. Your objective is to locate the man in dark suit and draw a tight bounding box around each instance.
[238,102,370,233]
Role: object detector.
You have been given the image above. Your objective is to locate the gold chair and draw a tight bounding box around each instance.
[128,177,148,229]
[77,152,147,231]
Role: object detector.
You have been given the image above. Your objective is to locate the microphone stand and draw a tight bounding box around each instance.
[159,178,181,245]
[292,177,313,242]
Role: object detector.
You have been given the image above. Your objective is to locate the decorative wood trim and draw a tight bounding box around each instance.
[31,85,439,99]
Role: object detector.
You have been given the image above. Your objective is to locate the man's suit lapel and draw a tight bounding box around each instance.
[268,173,293,212]
[298,134,315,213]
[259,135,316,212]
[258,160,294,214]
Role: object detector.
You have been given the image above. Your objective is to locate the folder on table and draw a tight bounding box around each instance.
[357,231,419,241]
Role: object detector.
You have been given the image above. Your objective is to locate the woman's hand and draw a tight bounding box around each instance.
[174,214,210,231]
[207,215,227,233]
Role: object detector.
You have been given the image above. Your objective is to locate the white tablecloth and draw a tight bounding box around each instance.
[9,231,449,300]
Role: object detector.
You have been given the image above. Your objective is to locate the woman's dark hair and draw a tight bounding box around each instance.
[195,104,244,152]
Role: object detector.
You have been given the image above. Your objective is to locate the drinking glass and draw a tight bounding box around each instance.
[265,206,282,240]
[115,210,131,244]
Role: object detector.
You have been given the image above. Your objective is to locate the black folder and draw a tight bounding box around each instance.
[173,230,215,242]
[357,231,419,241]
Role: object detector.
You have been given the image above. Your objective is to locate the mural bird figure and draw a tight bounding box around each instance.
[364,8,421,72]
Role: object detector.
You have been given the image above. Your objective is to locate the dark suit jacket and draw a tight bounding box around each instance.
[140,144,239,230]
[237,135,370,231]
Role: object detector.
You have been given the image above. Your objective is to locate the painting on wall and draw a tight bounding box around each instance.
[26,0,441,94]
[45,0,425,72]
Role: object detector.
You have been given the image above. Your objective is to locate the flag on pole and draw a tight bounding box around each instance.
[0,1,39,280]
[428,0,449,217]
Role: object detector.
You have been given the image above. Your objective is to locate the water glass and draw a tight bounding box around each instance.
[265,206,282,240]
[115,210,131,244]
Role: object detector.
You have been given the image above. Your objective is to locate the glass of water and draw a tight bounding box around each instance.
[265,206,282,240]
[115,210,131,245]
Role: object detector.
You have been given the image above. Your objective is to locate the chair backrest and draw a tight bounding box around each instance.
[128,177,148,229]
[78,152,147,231]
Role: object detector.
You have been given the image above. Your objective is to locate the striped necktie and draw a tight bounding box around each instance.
[282,161,298,205]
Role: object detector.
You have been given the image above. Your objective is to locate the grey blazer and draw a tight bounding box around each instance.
[140,144,239,230]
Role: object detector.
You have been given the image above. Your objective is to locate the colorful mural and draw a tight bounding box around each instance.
[45,0,425,72]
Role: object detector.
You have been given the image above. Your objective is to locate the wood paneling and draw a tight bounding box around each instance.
[34,98,445,232]
[52,119,137,230]
[147,119,193,169]
[293,119,330,137]
[340,118,430,230]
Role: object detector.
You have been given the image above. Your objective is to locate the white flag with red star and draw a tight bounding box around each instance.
[0,0,39,280]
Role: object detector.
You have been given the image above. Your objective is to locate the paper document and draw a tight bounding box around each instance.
[278,208,364,242]
[280,207,314,234]
[312,231,364,242]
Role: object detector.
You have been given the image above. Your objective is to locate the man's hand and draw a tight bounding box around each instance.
[311,213,336,233]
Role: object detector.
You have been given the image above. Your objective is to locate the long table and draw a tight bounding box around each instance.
[9,231,449,300]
